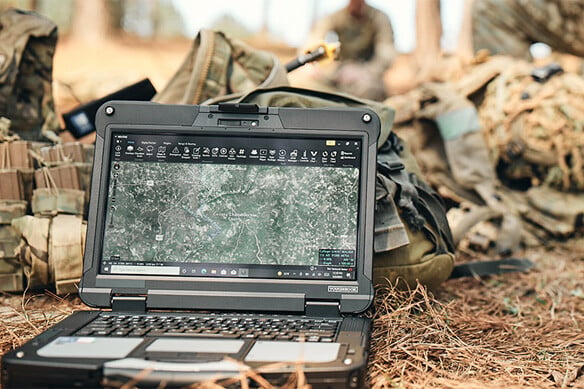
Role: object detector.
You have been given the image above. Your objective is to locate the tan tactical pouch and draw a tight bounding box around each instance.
[0,140,35,203]
[11,215,50,289]
[49,214,86,295]
[37,142,94,215]
[31,167,85,216]
[11,214,86,294]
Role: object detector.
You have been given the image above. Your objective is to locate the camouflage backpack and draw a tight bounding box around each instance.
[155,29,456,289]
[386,56,584,249]
[0,8,59,141]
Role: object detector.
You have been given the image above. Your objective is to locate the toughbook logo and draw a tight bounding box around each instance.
[328,286,358,294]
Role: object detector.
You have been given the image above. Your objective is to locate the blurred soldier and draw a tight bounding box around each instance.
[295,0,396,100]
[472,0,584,60]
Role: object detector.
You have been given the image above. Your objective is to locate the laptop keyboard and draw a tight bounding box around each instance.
[75,314,340,342]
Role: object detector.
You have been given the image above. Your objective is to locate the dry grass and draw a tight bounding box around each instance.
[1,238,583,388]
[369,237,584,388]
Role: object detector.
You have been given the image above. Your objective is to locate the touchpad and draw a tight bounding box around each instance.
[38,337,143,359]
[244,341,340,363]
[146,339,244,354]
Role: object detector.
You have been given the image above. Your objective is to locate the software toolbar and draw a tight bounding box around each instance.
[112,133,361,168]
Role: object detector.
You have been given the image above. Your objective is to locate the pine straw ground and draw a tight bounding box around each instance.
[1,237,583,388]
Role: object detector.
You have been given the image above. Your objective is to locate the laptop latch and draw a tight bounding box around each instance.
[111,295,147,313]
[305,301,341,317]
[217,103,259,113]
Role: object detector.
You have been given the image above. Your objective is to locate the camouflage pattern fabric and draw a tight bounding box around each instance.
[473,0,584,59]
[0,224,23,292]
[0,9,59,141]
[0,199,25,292]
[0,200,26,224]
[479,62,584,193]
[385,56,584,252]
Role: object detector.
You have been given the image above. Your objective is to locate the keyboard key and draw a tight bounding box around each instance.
[77,314,339,342]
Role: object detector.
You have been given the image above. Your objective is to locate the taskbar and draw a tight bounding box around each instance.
[100,261,355,281]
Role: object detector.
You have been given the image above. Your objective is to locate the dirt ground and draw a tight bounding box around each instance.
[1,37,583,388]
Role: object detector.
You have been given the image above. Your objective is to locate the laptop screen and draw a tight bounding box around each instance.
[100,131,363,282]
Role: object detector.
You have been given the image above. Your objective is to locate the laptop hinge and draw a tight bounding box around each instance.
[111,295,147,313]
[305,301,341,317]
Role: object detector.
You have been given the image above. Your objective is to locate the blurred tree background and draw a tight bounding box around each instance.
[0,0,187,40]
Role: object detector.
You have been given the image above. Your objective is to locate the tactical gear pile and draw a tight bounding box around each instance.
[478,59,584,240]
[384,55,584,253]
[1,118,90,294]
[0,9,91,294]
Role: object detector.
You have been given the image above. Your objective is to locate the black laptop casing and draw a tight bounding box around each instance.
[2,101,380,388]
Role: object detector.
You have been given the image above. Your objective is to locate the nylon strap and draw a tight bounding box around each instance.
[449,258,535,279]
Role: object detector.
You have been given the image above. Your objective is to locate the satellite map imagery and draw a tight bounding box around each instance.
[102,161,359,266]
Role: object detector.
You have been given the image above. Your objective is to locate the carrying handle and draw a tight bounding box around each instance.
[40,166,59,195]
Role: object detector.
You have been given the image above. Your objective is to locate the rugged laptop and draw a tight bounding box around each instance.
[2,101,380,388]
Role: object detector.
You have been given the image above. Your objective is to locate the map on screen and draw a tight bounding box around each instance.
[103,161,359,266]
